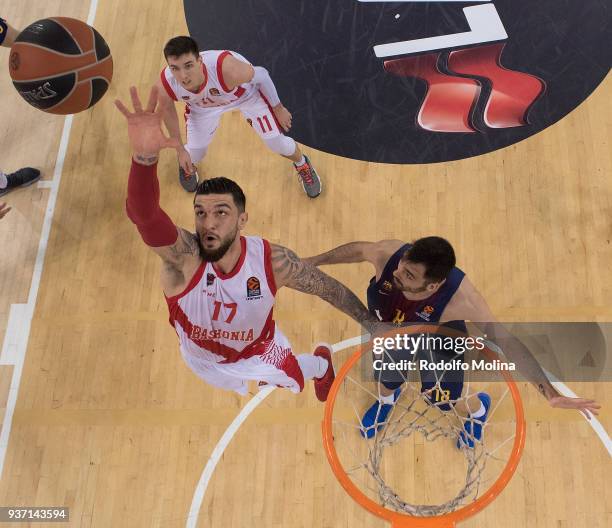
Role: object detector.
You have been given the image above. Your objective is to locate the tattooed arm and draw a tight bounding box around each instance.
[445,277,601,418]
[303,242,374,266]
[155,228,203,293]
[116,86,202,293]
[271,244,379,328]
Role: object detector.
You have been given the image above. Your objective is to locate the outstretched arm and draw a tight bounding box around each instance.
[447,278,601,419]
[271,244,379,329]
[304,239,404,272]
[304,241,377,266]
[116,86,200,290]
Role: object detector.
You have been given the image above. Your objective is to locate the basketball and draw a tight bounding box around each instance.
[8,17,113,115]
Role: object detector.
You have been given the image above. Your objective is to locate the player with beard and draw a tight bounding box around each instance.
[306,237,600,442]
[116,86,379,400]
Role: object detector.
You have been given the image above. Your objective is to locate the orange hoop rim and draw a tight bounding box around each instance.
[322,327,526,528]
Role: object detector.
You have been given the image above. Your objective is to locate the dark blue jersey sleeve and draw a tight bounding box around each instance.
[0,18,8,46]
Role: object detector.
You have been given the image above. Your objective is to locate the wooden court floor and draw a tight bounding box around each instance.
[0,1,610,527]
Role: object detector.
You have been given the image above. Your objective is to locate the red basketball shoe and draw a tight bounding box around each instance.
[313,344,335,402]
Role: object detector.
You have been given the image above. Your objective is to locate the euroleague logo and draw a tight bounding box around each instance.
[186,0,610,164]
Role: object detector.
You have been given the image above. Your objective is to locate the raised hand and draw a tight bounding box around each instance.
[272,104,292,132]
[115,86,181,162]
[548,395,601,420]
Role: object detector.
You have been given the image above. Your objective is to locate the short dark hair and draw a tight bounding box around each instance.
[194,177,246,212]
[402,236,456,283]
[163,36,200,60]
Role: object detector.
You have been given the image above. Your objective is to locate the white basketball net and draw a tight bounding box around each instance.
[331,344,519,517]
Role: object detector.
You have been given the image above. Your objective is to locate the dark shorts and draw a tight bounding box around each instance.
[375,342,465,412]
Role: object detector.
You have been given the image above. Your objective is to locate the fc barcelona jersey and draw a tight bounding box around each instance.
[366,243,466,333]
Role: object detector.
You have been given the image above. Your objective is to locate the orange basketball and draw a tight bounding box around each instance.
[8,17,113,115]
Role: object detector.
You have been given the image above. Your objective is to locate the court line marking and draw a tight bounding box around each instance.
[186,334,610,527]
[486,340,611,457]
[547,373,612,456]
[185,335,360,528]
[0,0,100,479]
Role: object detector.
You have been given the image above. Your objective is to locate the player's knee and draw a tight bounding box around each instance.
[264,135,296,157]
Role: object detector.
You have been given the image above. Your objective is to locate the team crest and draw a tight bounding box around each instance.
[416,305,435,321]
[207,273,216,286]
[209,87,220,96]
[382,281,393,292]
[246,276,262,299]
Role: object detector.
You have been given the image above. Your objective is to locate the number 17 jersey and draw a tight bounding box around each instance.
[165,236,278,366]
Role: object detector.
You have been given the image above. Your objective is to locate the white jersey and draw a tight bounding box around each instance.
[160,50,257,111]
[166,236,278,368]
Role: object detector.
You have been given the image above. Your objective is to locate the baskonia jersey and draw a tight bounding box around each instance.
[165,236,279,369]
[160,50,257,110]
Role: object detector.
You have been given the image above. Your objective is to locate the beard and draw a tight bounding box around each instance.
[197,229,238,262]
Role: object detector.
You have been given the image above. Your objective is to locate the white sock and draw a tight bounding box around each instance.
[470,400,486,418]
[0,171,6,189]
[380,392,397,404]
[294,155,306,167]
[297,354,328,380]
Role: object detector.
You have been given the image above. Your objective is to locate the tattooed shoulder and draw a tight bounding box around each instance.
[159,229,201,290]
[166,228,201,262]
[270,244,302,285]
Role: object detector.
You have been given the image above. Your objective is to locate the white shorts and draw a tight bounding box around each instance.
[185,91,283,151]
[179,328,304,395]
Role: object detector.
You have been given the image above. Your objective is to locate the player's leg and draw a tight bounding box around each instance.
[419,352,491,448]
[191,362,250,395]
[455,392,491,449]
[360,380,402,439]
[222,345,305,395]
[240,94,322,198]
[0,167,41,197]
[262,347,333,400]
[360,344,491,442]
[304,344,335,402]
[179,110,221,192]
[239,331,334,400]
[360,342,408,438]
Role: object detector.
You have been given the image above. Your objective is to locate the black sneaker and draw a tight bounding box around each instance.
[294,155,322,198]
[0,167,41,197]
[179,166,199,192]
